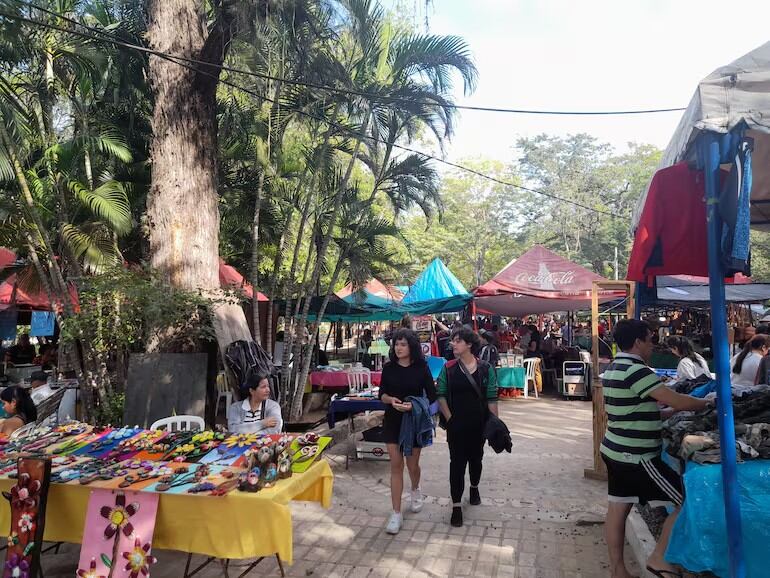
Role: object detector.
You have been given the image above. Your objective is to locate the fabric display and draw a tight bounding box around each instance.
[719,136,753,276]
[0,311,18,342]
[671,374,713,395]
[663,386,770,463]
[29,311,55,337]
[2,458,52,578]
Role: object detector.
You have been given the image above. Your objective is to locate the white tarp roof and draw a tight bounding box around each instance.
[633,41,770,230]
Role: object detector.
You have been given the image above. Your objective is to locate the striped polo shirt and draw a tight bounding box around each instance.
[600,352,664,464]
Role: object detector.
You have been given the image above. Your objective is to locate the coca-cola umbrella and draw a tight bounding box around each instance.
[473,245,621,316]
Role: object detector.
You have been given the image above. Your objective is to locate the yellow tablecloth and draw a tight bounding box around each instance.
[0,459,333,564]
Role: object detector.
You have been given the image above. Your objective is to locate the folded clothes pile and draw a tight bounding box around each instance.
[663,387,770,464]
[671,374,712,395]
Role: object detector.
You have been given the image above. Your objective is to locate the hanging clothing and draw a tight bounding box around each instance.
[627,163,710,283]
[719,137,753,276]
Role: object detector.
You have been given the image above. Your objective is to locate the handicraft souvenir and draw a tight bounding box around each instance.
[2,457,52,578]
[77,489,159,578]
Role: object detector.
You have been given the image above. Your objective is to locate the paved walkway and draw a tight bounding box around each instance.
[42,398,638,577]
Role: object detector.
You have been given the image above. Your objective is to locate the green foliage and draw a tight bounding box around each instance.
[399,158,522,288]
[94,392,125,426]
[60,268,220,355]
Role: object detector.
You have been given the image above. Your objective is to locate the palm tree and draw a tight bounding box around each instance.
[0,0,145,420]
[281,0,477,416]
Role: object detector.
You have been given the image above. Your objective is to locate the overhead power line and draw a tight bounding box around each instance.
[0,6,624,218]
[7,0,686,117]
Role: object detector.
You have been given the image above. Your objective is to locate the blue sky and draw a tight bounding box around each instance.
[387,0,770,163]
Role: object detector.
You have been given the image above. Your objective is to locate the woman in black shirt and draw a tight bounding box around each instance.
[379,328,437,534]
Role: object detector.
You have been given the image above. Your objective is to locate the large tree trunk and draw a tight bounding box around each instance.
[146,0,226,291]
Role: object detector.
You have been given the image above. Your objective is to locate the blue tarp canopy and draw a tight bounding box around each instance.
[400,258,471,314]
[281,259,470,322]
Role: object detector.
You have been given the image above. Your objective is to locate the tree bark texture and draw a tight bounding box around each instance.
[146,0,222,291]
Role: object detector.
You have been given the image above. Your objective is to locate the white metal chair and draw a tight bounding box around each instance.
[522,358,540,399]
[346,367,372,393]
[215,373,233,419]
[150,415,205,432]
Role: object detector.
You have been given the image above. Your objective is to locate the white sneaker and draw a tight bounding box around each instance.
[385,512,402,534]
[410,488,424,513]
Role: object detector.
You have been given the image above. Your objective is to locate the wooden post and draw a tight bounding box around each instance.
[584,280,635,481]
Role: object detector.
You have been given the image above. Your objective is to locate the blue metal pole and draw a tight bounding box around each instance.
[701,132,746,578]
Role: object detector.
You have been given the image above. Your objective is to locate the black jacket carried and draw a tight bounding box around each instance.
[485,413,512,454]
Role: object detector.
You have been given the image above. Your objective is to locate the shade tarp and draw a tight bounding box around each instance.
[219,260,269,301]
[640,274,770,304]
[277,295,403,323]
[0,248,77,311]
[473,245,619,316]
[401,258,470,304]
[336,278,403,307]
[632,41,770,232]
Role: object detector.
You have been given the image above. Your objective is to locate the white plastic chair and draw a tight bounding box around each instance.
[522,358,540,399]
[150,415,205,432]
[346,367,372,393]
[215,373,233,419]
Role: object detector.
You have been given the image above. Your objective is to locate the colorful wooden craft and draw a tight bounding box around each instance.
[76,489,159,578]
[2,457,52,578]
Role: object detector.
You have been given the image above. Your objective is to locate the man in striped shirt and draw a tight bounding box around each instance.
[601,319,709,578]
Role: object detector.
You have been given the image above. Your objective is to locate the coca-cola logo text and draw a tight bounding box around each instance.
[514,270,576,287]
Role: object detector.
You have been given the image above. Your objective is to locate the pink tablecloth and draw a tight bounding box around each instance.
[310,371,382,390]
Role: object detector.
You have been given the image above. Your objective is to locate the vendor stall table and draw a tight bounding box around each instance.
[0,459,333,566]
[310,370,382,391]
[667,460,769,578]
[497,367,525,391]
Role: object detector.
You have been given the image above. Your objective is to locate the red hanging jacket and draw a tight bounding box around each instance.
[627,162,710,284]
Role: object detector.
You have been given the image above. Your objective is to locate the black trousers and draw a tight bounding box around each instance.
[448,428,485,504]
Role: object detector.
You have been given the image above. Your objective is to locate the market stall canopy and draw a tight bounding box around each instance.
[278,294,400,322]
[400,258,471,314]
[473,245,619,316]
[0,248,77,311]
[642,273,770,304]
[634,40,770,226]
[336,278,404,308]
[219,260,269,301]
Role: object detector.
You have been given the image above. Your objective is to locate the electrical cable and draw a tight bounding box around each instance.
[0,6,624,218]
[7,0,686,116]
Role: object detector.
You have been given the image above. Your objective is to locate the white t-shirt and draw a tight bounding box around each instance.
[730,351,764,386]
[676,355,710,381]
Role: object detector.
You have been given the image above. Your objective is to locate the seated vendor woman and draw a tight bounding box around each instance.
[227,373,283,434]
[0,386,37,437]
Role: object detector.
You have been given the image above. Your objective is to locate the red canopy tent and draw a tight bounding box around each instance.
[218,259,269,302]
[0,248,79,312]
[473,245,620,316]
[0,250,267,312]
[335,278,404,303]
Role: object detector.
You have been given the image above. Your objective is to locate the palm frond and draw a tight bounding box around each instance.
[60,222,120,273]
[69,180,132,235]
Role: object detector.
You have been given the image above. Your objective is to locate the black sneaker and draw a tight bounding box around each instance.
[469,487,481,505]
[450,506,463,527]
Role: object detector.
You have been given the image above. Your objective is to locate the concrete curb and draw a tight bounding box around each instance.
[626,508,656,578]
